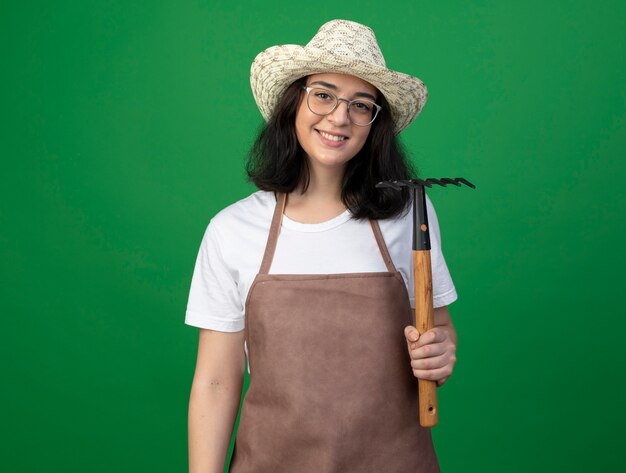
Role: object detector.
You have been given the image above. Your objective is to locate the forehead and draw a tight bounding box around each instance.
[306,73,378,96]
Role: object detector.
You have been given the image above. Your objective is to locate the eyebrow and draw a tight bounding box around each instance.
[308,80,377,102]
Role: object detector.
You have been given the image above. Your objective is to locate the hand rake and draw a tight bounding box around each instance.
[375,177,475,428]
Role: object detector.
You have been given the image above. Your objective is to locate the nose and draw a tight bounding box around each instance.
[326,99,350,126]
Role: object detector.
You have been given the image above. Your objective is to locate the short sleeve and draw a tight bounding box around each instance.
[425,197,458,308]
[185,220,245,332]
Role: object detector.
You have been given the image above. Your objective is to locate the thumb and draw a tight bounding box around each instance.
[404,325,419,343]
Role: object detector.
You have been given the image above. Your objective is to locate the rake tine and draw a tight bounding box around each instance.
[425,178,448,187]
[439,178,461,186]
[375,181,403,190]
[409,179,433,188]
[454,177,476,189]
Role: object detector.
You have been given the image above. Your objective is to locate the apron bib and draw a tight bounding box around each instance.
[229,192,439,473]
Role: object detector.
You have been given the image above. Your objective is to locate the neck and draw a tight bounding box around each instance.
[293,159,346,204]
[281,158,349,223]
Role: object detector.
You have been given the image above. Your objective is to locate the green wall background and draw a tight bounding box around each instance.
[2,0,625,471]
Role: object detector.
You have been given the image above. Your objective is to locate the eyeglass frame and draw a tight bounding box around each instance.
[300,86,382,127]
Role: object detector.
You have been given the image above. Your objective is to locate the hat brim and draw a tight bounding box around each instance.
[250,44,428,134]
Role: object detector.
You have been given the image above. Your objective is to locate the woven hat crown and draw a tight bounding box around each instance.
[306,20,386,68]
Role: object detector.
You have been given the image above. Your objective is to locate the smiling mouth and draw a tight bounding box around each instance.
[317,130,348,142]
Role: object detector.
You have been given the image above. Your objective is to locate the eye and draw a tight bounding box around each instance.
[352,100,373,112]
[314,91,333,101]
[310,88,336,102]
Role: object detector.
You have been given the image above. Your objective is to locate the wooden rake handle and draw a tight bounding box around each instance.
[413,249,438,427]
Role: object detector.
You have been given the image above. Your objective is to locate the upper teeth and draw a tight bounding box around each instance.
[320,131,346,141]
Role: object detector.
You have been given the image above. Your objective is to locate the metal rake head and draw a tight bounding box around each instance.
[375,177,475,251]
[375,177,476,190]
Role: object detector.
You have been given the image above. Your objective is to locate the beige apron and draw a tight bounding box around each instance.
[229,192,439,472]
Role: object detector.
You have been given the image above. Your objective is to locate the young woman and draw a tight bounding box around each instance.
[186,19,458,473]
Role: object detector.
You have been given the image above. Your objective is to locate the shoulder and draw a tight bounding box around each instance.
[206,190,275,254]
[210,190,274,233]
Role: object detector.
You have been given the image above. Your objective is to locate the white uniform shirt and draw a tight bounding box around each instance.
[185,190,457,332]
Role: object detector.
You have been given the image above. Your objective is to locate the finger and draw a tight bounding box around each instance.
[404,325,419,342]
[404,326,419,351]
[408,341,447,360]
[410,353,448,371]
[411,364,453,382]
[413,328,447,349]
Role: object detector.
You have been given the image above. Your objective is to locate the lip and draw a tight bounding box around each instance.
[315,129,349,148]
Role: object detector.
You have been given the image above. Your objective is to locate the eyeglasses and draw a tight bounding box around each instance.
[301,86,382,126]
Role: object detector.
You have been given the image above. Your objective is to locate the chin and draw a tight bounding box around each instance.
[311,155,353,168]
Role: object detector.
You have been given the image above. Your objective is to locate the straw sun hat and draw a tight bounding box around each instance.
[250,19,428,134]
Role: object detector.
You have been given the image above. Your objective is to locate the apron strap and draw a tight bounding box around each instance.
[369,219,399,273]
[259,191,398,274]
[259,191,287,274]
